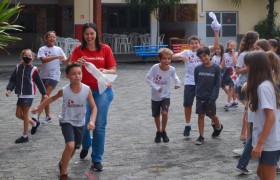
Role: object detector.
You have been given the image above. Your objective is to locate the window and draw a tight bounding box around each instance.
[206,12,237,37]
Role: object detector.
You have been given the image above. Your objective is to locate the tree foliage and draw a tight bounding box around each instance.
[0,0,23,51]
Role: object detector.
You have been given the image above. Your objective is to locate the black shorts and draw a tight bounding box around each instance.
[259,150,280,166]
[151,98,170,117]
[235,86,246,101]
[195,98,216,117]
[17,98,34,107]
[221,68,234,88]
[42,79,58,89]
[184,85,195,106]
[60,122,85,149]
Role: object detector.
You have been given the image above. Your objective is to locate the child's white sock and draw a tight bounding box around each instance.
[22,134,28,138]
[186,123,191,126]
[32,122,37,127]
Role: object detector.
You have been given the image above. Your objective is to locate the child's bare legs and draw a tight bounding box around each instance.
[227,87,234,104]
[257,164,276,180]
[184,106,192,124]
[42,85,54,116]
[240,107,248,140]
[209,115,221,129]
[161,111,168,132]
[222,86,228,95]
[15,106,35,135]
[154,116,161,132]
[60,141,75,175]
[198,114,205,137]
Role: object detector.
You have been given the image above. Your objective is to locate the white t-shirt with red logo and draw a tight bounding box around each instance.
[178,50,201,85]
[59,83,90,127]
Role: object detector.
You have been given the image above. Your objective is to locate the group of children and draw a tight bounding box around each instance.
[145,28,280,179]
[6,31,97,179]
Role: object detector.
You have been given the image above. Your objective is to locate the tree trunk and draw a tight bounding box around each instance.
[266,0,275,38]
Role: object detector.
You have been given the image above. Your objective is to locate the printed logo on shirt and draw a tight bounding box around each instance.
[154,75,167,85]
[198,72,215,77]
[85,57,104,61]
[44,50,52,57]
[67,99,84,108]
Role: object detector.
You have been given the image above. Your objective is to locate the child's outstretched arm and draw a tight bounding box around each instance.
[32,90,63,115]
[172,53,189,62]
[87,91,97,130]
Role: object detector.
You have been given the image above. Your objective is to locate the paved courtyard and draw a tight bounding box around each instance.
[0,61,278,179]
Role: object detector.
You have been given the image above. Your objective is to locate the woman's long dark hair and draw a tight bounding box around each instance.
[245,51,280,111]
[81,23,101,51]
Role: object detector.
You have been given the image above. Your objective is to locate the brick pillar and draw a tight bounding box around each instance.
[93,0,102,42]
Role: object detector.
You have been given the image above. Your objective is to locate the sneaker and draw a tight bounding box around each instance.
[31,121,40,135]
[161,131,169,143]
[15,136,29,143]
[212,124,223,137]
[42,115,52,126]
[232,148,244,156]
[155,132,161,143]
[92,162,103,171]
[80,149,89,159]
[230,102,238,108]
[195,135,204,145]
[276,165,280,174]
[224,104,229,111]
[183,125,191,137]
[31,114,39,122]
[235,165,252,175]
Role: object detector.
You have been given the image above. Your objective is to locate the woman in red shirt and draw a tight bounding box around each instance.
[71,23,117,171]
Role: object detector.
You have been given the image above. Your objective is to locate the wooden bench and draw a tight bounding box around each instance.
[133,45,168,63]
[172,44,190,53]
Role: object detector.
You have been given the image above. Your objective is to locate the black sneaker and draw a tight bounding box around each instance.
[31,121,40,135]
[212,124,223,137]
[161,131,169,143]
[15,136,29,143]
[155,132,161,143]
[92,162,103,171]
[195,135,204,145]
[183,125,191,137]
[80,149,88,159]
[235,165,252,175]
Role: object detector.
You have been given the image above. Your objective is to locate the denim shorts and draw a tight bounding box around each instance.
[184,85,195,106]
[195,98,216,117]
[17,98,34,107]
[60,122,85,149]
[42,78,58,89]
[151,98,170,117]
[259,150,280,166]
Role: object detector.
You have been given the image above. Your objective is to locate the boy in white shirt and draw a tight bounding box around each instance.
[146,48,181,143]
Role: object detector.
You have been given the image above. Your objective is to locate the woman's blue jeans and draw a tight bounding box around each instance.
[237,122,253,167]
[81,88,114,163]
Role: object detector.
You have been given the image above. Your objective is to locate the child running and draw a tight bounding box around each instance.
[6,49,47,143]
[193,46,223,145]
[145,48,181,143]
[31,62,97,179]
[172,30,219,137]
[245,51,280,179]
[34,31,70,126]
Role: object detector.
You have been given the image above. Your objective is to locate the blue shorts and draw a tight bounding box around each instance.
[17,98,34,107]
[151,98,170,117]
[42,79,58,89]
[60,122,85,149]
[259,150,280,166]
[184,85,195,106]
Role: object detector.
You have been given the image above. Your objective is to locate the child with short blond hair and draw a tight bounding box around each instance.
[146,48,181,143]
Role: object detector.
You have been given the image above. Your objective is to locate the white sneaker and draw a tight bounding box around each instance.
[42,116,52,126]
[233,148,244,156]
[31,114,39,122]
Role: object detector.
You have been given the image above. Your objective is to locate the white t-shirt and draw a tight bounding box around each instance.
[252,81,280,151]
[211,55,221,65]
[145,63,181,101]
[59,83,90,127]
[179,50,201,85]
[223,52,237,68]
[37,46,67,81]
[235,51,248,87]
